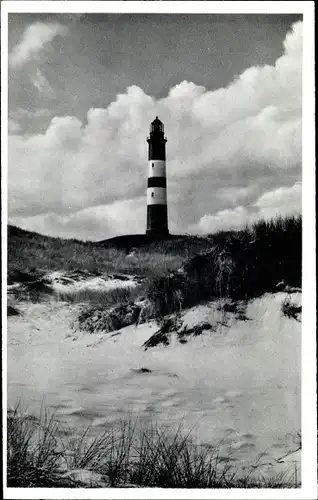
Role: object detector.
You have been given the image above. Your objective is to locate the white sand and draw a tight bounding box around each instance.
[48,270,138,293]
[7,292,301,480]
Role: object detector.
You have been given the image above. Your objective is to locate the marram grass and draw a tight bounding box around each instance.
[7,403,300,489]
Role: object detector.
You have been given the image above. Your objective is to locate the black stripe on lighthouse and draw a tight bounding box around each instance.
[147,177,167,188]
[147,205,168,234]
[146,116,169,236]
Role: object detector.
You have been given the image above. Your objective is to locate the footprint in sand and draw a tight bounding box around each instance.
[230,441,256,451]
[241,432,254,439]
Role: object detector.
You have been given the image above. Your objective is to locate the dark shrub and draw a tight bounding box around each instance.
[147,273,191,318]
[77,302,142,333]
[281,297,302,320]
[147,216,302,317]
[143,317,179,349]
[7,305,20,316]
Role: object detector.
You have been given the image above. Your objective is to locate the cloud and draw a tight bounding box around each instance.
[195,181,301,234]
[196,206,254,234]
[31,69,55,97]
[255,180,302,219]
[9,21,68,68]
[8,21,302,240]
[8,119,21,134]
[9,197,147,241]
[9,181,301,241]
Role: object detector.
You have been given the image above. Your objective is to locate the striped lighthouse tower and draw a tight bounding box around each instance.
[146,117,169,235]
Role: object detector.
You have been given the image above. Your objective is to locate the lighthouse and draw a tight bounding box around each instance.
[146,117,169,235]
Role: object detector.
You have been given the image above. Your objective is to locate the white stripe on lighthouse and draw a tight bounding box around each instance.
[148,160,166,178]
[147,187,167,205]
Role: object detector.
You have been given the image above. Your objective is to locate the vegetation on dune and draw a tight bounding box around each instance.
[8,216,301,297]
[281,295,302,320]
[146,216,301,318]
[7,305,20,316]
[64,284,154,334]
[57,284,144,307]
[7,404,300,488]
[7,268,45,285]
[7,404,74,487]
[8,225,207,280]
[75,301,143,334]
[8,215,301,332]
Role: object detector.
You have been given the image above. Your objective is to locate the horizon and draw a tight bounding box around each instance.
[7,12,302,240]
[8,212,302,243]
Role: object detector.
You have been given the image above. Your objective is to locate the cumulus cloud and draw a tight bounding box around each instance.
[9,197,147,241]
[197,206,254,234]
[195,181,301,235]
[8,119,21,134]
[255,180,302,219]
[8,21,302,240]
[9,21,68,68]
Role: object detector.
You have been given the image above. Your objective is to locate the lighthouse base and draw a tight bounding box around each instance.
[146,229,170,236]
[146,205,169,236]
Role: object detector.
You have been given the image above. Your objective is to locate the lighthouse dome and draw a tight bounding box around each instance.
[150,116,164,133]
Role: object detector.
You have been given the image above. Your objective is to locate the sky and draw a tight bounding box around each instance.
[7,12,303,241]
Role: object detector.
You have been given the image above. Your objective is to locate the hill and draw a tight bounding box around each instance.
[97,232,177,249]
[7,224,215,280]
[8,215,301,294]
[7,215,302,487]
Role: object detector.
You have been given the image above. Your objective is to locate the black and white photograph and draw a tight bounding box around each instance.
[1,1,316,498]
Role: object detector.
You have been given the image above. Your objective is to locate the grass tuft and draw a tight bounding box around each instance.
[57,284,143,307]
[7,405,300,488]
[281,296,302,320]
[146,216,301,318]
[7,403,69,487]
